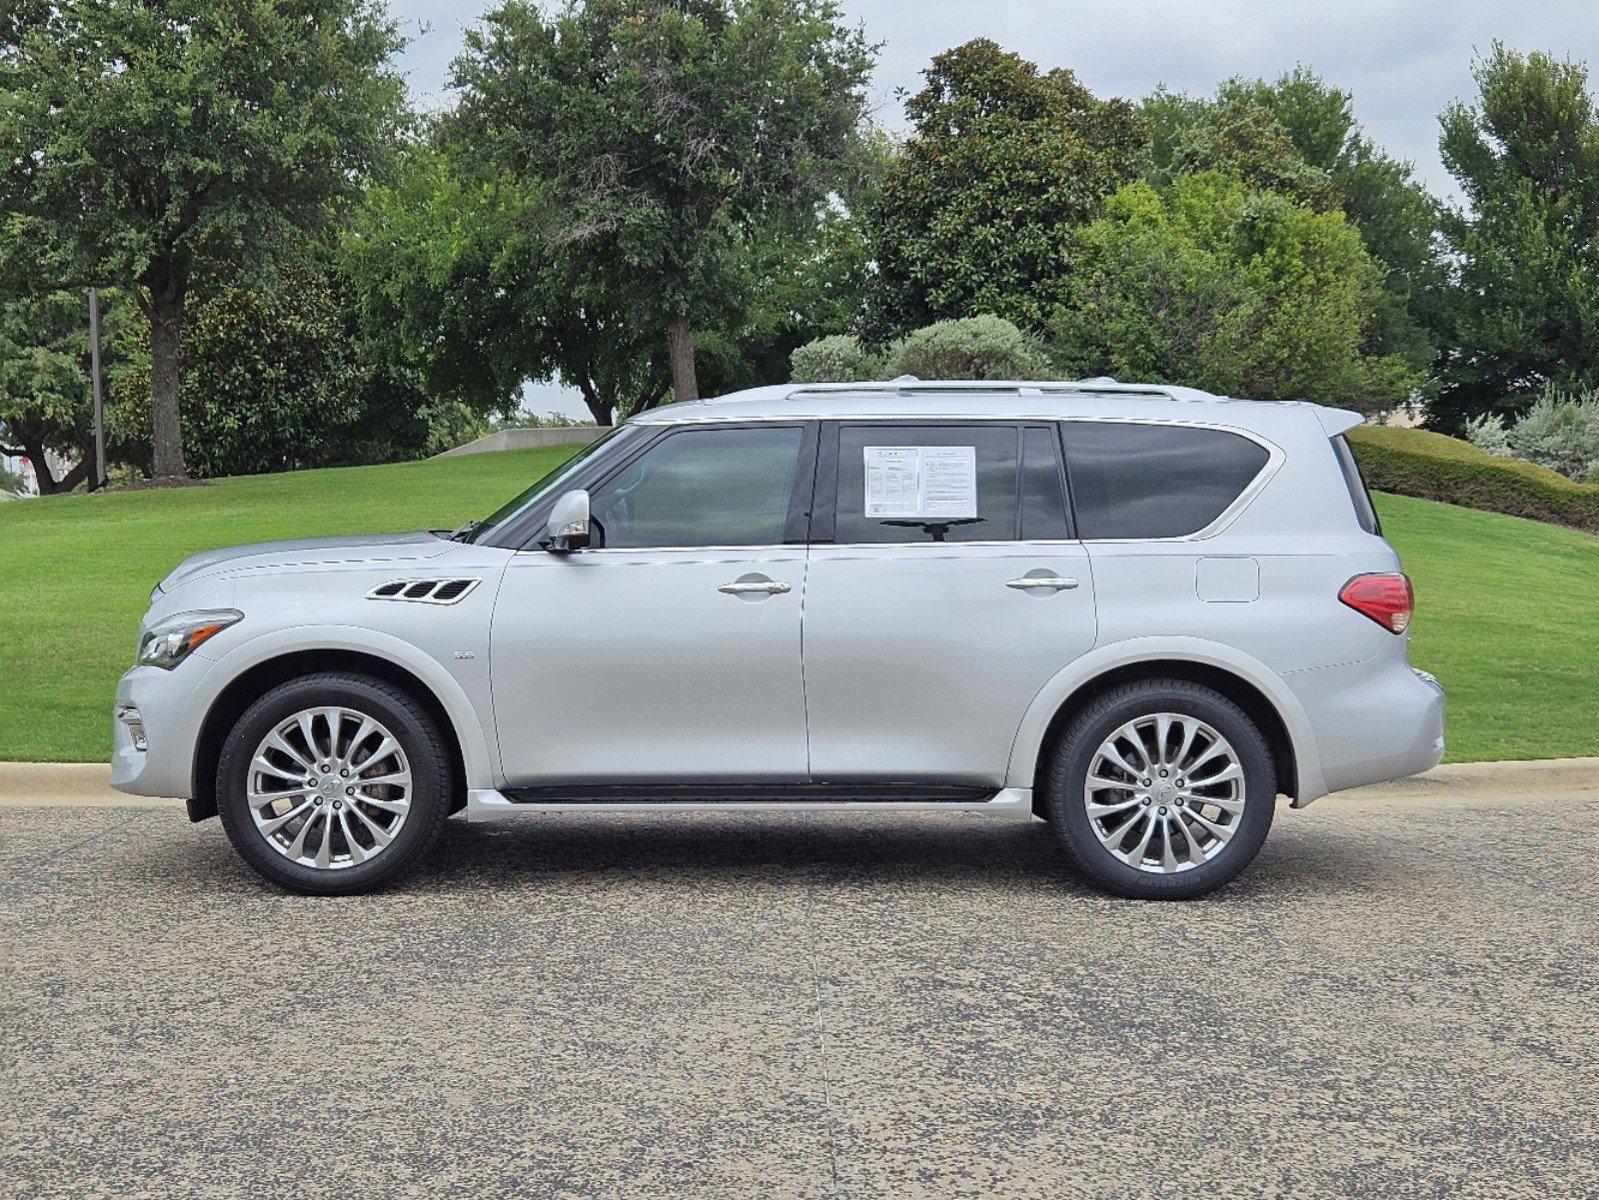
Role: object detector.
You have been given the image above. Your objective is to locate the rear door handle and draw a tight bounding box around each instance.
[718,578,792,596]
[1005,574,1079,591]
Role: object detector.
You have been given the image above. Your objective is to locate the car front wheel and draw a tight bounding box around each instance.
[216,672,452,895]
[1042,679,1276,900]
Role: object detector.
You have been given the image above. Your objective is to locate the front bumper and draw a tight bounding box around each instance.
[110,659,218,799]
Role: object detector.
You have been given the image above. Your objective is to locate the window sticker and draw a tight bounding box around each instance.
[863,445,977,519]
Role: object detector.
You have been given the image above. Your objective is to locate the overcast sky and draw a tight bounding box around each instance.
[385,0,1599,414]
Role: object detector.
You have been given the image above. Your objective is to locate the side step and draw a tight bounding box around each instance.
[466,785,1034,822]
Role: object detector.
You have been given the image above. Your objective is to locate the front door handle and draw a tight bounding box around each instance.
[1005,574,1079,591]
[718,577,792,596]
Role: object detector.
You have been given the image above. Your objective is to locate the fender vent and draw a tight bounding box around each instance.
[367,578,481,605]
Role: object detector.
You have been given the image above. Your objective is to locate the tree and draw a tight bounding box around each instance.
[1144,87,1333,209]
[344,145,671,428]
[695,191,882,398]
[111,268,365,478]
[447,0,876,404]
[862,39,1146,338]
[1049,173,1419,412]
[1432,44,1599,431]
[0,290,94,494]
[1145,69,1444,380]
[1220,67,1445,379]
[0,1,408,479]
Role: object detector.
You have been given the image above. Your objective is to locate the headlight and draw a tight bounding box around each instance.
[136,609,243,670]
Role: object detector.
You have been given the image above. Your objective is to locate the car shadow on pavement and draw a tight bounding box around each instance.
[130,805,1403,901]
[396,808,1402,901]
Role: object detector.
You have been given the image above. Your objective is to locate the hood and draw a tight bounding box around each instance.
[158,531,455,593]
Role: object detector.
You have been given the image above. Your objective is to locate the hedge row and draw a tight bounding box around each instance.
[1347,424,1599,533]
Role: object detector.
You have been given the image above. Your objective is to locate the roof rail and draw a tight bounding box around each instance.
[777,379,1230,404]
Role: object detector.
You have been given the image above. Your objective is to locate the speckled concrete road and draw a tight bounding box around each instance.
[2,766,1596,1200]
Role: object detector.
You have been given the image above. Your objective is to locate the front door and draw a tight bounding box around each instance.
[490,423,815,784]
[803,421,1098,785]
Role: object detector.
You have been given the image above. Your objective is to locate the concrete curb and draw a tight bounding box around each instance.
[3,757,1596,809]
[0,762,177,807]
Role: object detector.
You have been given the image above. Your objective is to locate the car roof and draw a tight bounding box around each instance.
[629,379,1363,437]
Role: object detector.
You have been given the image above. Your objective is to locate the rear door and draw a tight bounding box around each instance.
[802,420,1097,785]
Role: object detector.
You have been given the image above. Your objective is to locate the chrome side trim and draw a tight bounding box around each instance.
[466,786,1035,822]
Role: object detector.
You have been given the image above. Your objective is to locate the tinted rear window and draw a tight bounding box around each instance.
[1064,422,1271,539]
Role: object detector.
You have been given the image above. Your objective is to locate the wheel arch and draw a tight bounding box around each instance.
[1007,639,1325,807]
[188,646,476,823]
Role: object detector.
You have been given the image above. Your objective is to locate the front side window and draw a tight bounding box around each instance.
[468,425,638,544]
[588,425,805,549]
[834,424,1020,543]
[1064,422,1271,540]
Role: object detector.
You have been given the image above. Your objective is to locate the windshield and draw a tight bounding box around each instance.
[463,426,637,543]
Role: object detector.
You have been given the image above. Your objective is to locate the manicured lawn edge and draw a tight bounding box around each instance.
[1348,424,1599,533]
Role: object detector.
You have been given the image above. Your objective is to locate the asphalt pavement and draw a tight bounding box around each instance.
[1,761,1596,1199]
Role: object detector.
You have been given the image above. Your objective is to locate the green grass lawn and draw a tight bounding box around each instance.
[3,449,1597,763]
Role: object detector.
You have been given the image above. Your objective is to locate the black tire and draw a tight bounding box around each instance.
[216,672,452,895]
[1041,679,1276,900]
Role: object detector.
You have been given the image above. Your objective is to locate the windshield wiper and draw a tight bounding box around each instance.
[448,519,483,543]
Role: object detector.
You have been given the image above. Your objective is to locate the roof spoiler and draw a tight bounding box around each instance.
[1313,406,1363,437]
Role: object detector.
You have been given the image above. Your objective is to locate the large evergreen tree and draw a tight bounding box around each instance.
[0,290,95,494]
[1432,44,1599,431]
[0,0,408,479]
[1145,68,1445,381]
[1050,173,1419,412]
[863,39,1146,339]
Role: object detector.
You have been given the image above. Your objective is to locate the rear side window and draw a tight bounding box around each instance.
[1064,422,1271,540]
[1332,435,1381,534]
[834,424,1019,543]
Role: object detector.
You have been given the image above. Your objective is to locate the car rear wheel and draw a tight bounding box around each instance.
[1042,679,1276,900]
[216,672,451,895]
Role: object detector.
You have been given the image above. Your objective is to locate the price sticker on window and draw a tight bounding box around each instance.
[864,445,977,519]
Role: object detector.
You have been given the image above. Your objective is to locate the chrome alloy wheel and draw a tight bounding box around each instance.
[1082,712,1246,874]
[247,706,412,871]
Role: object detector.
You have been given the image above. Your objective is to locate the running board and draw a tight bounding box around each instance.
[466,785,1034,822]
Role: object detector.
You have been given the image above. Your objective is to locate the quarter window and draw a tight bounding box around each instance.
[587,426,804,549]
[834,424,1020,543]
[1064,422,1270,540]
[1332,435,1381,534]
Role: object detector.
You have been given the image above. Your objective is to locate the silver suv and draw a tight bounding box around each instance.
[111,380,1444,899]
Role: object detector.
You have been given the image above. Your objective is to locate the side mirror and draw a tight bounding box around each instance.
[545,488,591,553]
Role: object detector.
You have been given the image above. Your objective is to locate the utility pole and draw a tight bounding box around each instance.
[89,288,107,491]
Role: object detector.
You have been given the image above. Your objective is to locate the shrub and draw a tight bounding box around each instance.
[892,315,1052,380]
[790,334,886,383]
[1348,424,1599,533]
[1463,411,1515,458]
[1511,390,1599,482]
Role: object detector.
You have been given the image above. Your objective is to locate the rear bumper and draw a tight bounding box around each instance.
[1287,658,1444,804]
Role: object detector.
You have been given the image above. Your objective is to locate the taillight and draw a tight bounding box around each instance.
[1339,572,1413,634]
